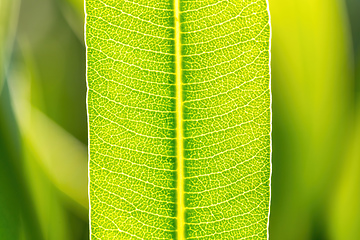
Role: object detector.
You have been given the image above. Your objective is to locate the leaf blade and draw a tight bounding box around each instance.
[86,0,271,239]
[180,1,271,238]
[86,0,177,239]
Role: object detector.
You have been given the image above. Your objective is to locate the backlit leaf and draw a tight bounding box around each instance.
[86,0,271,239]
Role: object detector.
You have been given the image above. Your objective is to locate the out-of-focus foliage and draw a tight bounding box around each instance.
[330,1,360,238]
[269,0,357,239]
[0,0,359,239]
[0,0,19,91]
[1,0,88,239]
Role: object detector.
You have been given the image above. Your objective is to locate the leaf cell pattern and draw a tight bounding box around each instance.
[86,0,270,239]
[181,1,270,239]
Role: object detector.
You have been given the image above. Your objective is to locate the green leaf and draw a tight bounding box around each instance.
[86,0,271,239]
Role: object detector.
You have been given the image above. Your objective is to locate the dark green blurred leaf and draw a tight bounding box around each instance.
[0,0,19,92]
[0,82,43,240]
[17,0,87,145]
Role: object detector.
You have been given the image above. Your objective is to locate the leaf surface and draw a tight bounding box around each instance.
[86,0,271,239]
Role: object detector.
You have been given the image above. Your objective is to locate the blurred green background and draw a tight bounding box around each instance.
[0,0,359,239]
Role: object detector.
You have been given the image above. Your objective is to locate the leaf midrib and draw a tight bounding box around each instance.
[174,0,184,239]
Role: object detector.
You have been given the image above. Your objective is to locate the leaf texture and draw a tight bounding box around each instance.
[86,0,271,239]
